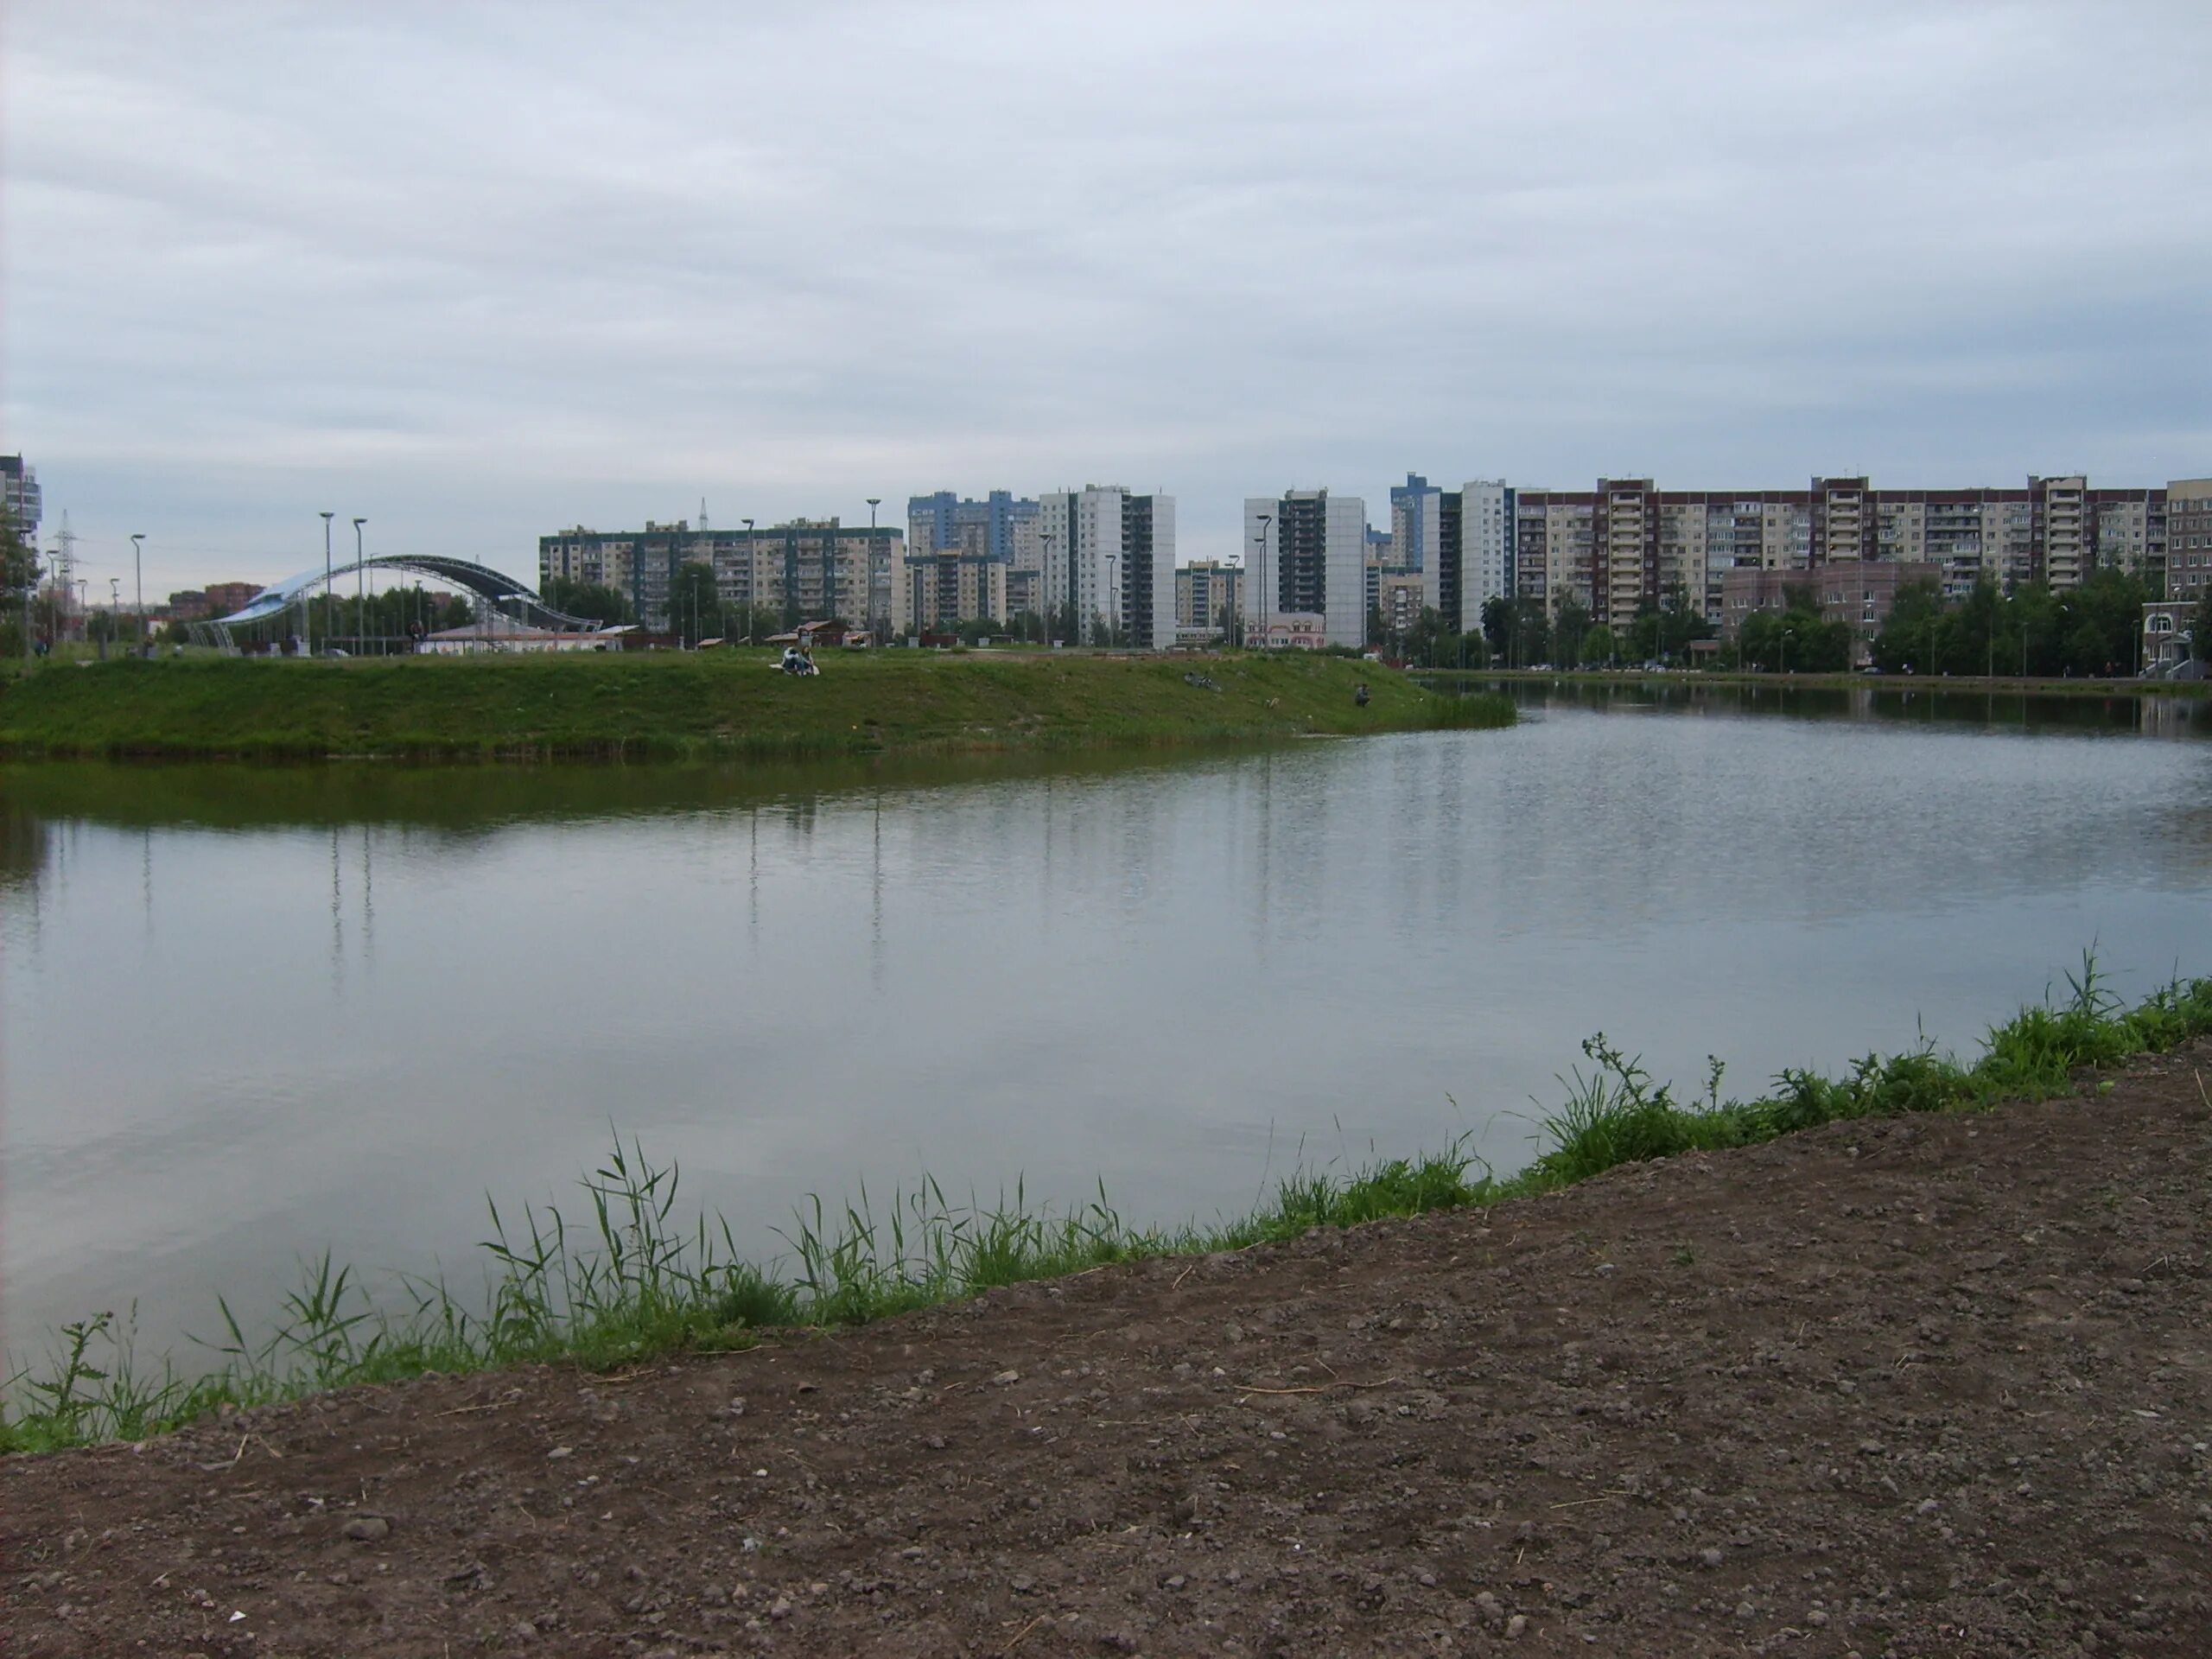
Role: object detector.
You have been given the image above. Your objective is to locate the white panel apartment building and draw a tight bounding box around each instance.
[1244,489,1366,648]
[1459,480,1513,624]
[1037,486,1177,647]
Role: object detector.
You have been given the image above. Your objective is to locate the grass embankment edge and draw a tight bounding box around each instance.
[1419,665,2205,697]
[7,953,2200,1455]
[0,652,1513,762]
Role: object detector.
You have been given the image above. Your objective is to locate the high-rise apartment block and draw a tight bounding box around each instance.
[2,454,39,545]
[1388,474,1440,575]
[904,491,1041,628]
[1037,486,1176,648]
[541,519,903,632]
[1245,489,1366,648]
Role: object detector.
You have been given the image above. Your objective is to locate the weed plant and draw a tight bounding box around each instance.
[6,952,2207,1454]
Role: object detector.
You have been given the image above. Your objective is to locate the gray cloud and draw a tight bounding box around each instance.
[7,0,2209,591]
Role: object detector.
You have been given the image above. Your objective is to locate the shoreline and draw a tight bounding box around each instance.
[0,652,1510,762]
[8,957,2202,1457]
[1418,664,2202,696]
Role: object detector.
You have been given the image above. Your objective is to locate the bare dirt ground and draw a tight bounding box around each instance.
[8,1046,2211,1658]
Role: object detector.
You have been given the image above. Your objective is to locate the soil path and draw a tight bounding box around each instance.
[8,1047,2212,1657]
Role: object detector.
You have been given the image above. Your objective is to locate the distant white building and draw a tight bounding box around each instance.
[1244,489,1366,649]
[1459,480,1513,626]
[1038,486,1176,647]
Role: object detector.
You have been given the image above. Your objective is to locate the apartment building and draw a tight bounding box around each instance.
[1245,489,1366,649]
[1376,570,1425,637]
[1037,486,1177,647]
[2167,480,2212,606]
[167,581,264,621]
[1175,559,1243,642]
[904,491,1039,628]
[541,518,903,632]
[1503,474,2179,626]
[1392,477,1513,634]
[1388,474,1440,575]
[905,490,1043,627]
[1,454,38,543]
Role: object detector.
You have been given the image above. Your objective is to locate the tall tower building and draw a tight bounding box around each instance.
[1243,489,1366,648]
[1038,486,1177,646]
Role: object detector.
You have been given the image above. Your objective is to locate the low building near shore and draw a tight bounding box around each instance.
[418,613,626,654]
[1720,559,1942,658]
[1248,612,1328,649]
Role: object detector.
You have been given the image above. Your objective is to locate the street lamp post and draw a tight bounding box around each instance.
[867,499,881,641]
[1041,529,1058,645]
[130,533,145,656]
[1248,514,1271,650]
[742,518,755,645]
[1104,551,1119,646]
[106,576,120,658]
[319,512,334,653]
[353,518,366,652]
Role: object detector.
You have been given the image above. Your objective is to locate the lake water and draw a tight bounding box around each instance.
[7,683,2212,1361]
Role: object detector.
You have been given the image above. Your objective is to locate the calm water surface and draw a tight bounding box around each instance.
[7,685,2212,1357]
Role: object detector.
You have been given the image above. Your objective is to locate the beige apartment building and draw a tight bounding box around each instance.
[541,518,903,632]
[1174,559,1243,641]
[2165,480,2212,606]
[1508,474,2182,627]
[906,550,1009,629]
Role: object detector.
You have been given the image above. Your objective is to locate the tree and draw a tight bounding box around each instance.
[1580,624,1617,668]
[542,577,632,627]
[2054,567,2150,676]
[2196,588,2212,663]
[1550,592,1591,669]
[1479,596,1514,663]
[2,523,38,657]
[1627,587,1716,664]
[1743,594,1851,673]
[1872,580,1947,675]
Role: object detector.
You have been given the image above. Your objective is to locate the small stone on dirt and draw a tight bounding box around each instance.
[340,1516,390,1542]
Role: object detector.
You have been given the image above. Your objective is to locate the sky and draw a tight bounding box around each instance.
[6,0,2210,594]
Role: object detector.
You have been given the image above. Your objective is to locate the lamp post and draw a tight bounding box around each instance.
[867,498,881,643]
[73,578,87,645]
[353,518,366,652]
[130,533,145,656]
[106,576,120,658]
[1041,528,1058,645]
[319,511,334,653]
[1249,514,1271,650]
[742,518,755,645]
[1104,551,1119,647]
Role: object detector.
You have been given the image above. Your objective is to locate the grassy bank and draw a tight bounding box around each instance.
[1421,665,2202,697]
[0,651,1510,761]
[7,954,2203,1455]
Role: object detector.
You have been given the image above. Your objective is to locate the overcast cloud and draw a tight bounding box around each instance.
[6,0,2209,592]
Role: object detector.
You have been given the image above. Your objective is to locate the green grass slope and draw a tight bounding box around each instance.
[0,650,1511,761]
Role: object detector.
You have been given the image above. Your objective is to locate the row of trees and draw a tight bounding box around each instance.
[1869,569,2157,678]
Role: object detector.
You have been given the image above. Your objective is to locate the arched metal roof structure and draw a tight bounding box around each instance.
[211,555,600,632]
